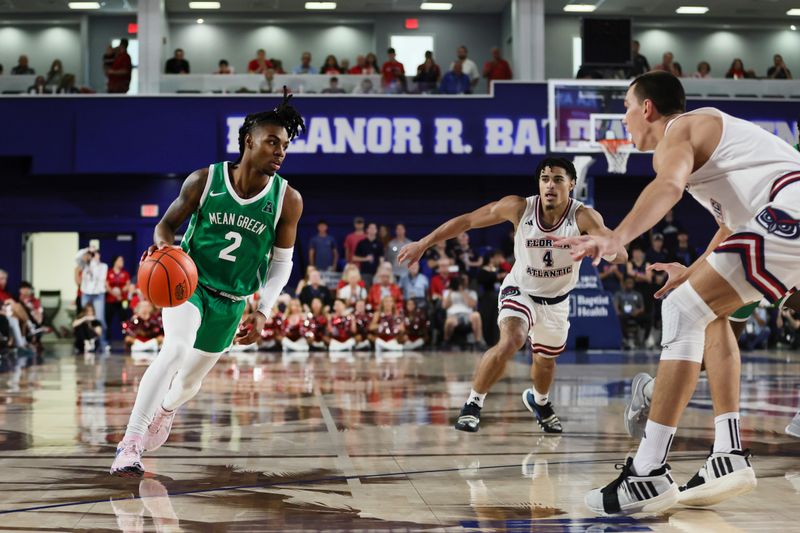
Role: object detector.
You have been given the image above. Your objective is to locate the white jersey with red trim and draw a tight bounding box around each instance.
[509,195,583,298]
[665,107,800,229]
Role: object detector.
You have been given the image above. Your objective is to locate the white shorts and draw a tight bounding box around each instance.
[497,279,570,357]
[709,178,800,305]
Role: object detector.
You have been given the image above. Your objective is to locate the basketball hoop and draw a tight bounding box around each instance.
[598,139,633,174]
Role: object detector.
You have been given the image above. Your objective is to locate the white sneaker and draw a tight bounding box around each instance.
[143,406,177,452]
[624,372,652,439]
[585,457,678,515]
[786,411,800,438]
[110,438,145,477]
[677,448,756,507]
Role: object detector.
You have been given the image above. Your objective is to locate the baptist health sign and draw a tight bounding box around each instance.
[225,116,548,156]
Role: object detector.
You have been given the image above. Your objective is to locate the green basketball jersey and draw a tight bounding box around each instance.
[181,162,287,297]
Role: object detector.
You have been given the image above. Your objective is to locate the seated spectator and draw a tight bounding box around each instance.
[299,269,333,310]
[726,58,755,79]
[214,59,235,74]
[439,61,471,94]
[309,220,338,271]
[45,59,64,88]
[399,261,429,307]
[673,62,684,77]
[3,299,35,355]
[57,74,80,94]
[259,67,277,93]
[767,54,792,79]
[381,48,406,93]
[165,49,190,74]
[348,55,368,74]
[671,231,697,266]
[0,269,11,303]
[367,266,404,311]
[352,299,372,350]
[281,299,310,352]
[293,51,318,74]
[294,265,318,297]
[424,241,452,273]
[403,298,429,350]
[340,59,350,72]
[271,58,285,74]
[353,78,377,94]
[328,299,357,351]
[370,296,405,351]
[12,54,35,75]
[430,257,456,301]
[353,222,383,286]
[28,76,47,94]
[443,275,484,347]
[651,51,679,76]
[414,51,441,93]
[123,301,163,352]
[614,277,646,349]
[259,301,284,351]
[320,54,343,75]
[451,231,482,274]
[306,297,328,350]
[630,40,649,76]
[321,76,346,94]
[248,49,273,74]
[386,223,412,277]
[17,281,44,340]
[364,52,380,74]
[482,46,512,88]
[73,303,103,353]
[337,267,368,309]
[777,306,800,349]
[741,304,770,350]
[693,61,712,79]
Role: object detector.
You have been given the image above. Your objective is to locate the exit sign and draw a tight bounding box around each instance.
[405,18,419,29]
[140,204,159,217]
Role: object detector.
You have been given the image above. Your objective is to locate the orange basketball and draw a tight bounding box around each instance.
[137,246,198,308]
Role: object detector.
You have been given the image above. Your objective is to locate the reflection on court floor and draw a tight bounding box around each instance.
[0,345,798,532]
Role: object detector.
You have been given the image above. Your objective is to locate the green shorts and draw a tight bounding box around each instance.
[187,284,247,353]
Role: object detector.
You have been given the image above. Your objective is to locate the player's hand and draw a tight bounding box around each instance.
[553,234,620,266]
[235,311,267,345]
[397,241,427,266]
[648,262,688,299]
[140,242,170,263]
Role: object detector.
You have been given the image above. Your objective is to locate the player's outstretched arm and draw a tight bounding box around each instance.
[397,195,526,265]
[238,186,303,345]
[575,207,628,264]
[143,168,209,260]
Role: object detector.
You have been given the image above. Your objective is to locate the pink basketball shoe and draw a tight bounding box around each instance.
[143,406,177,452]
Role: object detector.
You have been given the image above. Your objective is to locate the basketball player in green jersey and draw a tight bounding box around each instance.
[112,90,305,476]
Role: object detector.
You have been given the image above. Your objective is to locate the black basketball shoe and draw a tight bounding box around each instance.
[455,402,482,432]
[522,388,563,433]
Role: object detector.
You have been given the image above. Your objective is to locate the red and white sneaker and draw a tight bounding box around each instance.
[143,406,176,452]
[110,437,145,477]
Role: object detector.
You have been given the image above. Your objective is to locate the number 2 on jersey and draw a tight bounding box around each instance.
[219,231,242,262]
[542,250,554,267]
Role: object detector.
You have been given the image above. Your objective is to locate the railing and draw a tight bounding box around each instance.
[159,73,383,94]
[680,78,800,99]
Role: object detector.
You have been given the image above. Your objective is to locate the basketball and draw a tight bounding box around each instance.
[137,246,198,308]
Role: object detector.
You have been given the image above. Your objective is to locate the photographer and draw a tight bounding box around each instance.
[75,246,109,351]
[443,274,485,349]
[778,306,800,349]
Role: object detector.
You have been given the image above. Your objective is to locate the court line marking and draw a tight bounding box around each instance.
[0,454,711,516]
[314,386,362,492]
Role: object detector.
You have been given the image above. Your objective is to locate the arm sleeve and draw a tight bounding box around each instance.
[257,246,293,316]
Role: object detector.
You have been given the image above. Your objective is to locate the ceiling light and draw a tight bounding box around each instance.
[563,4,596,13]
[792,24,798,30]
[788,8,800,16]
[188,1,221,9]
[676,6,709,14]
[196,18,204,23]
[420,2,453,10]
[305,2,337,9]
[68,2,101,8]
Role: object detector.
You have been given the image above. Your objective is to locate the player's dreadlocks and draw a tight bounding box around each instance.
[236,86,306,163]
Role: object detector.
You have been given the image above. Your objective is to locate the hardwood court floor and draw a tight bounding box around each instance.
[0,345,799,532]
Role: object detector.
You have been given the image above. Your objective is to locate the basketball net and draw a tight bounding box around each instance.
[598,139,633,174]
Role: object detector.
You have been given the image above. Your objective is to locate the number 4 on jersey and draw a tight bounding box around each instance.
[542,250,554,267]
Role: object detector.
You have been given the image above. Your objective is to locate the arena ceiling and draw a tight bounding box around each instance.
[1,0,799,19]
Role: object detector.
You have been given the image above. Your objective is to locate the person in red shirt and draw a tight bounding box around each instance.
[367,266,404,311]
[429,257,456,301]
[348,55,367,74]
[18,281,43,325]
[381,47,406,93]
[107,39,132,93]
[328,299,357,351]
[106,255,131,338]
[344,216,367,263]
[0,269,12,303]
[482,47,512,90]
[247,49,273,74]
[123,300,163,352]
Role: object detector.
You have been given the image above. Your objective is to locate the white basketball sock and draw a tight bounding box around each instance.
[713,412,742,453]
[633,419,676,475]
[533,386,549,406]
[467,389,487,408]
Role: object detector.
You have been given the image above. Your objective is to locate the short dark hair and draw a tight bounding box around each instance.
[175,48,184,54]
[120,38,129,47]
[219,59,228,65]
[387,47,396,54]
[629,71,686,116]
[330,76,339,83]
[535,156,577,181]
[19,281,33,290]
[317,219,328,226]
